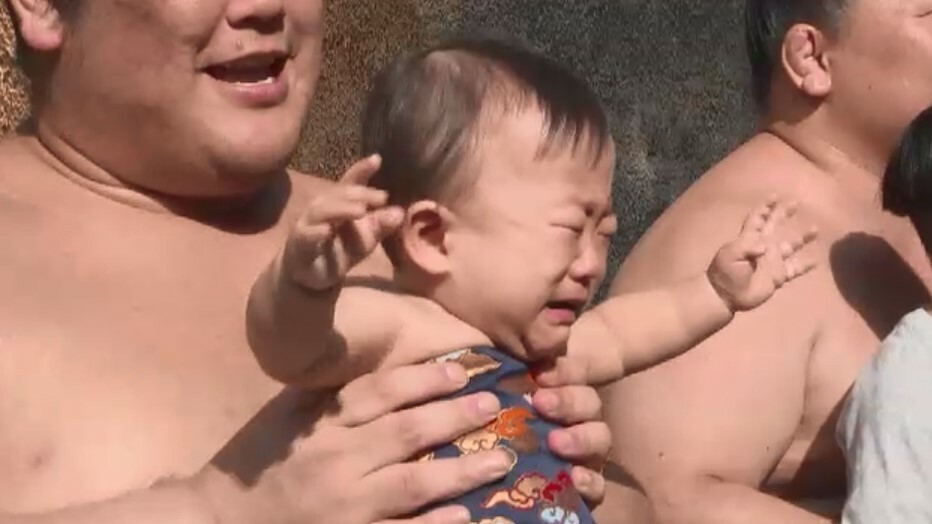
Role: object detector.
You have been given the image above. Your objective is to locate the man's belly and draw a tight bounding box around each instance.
[765,431,847,501]
[758,408,848,519]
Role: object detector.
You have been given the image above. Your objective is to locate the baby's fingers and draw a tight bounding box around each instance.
[731,235,767,260]
[784,255,817,282]
[370,206,405,240]
[340,154,383,186]
[741,195,779,234]
[777,227,819,258]
[761,199,798,236]
[338,206,405,263]
[302,186,390,226]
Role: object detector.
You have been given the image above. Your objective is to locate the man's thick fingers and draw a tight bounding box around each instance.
[376,505,472,524]
[571,466,607,509]
[533,385,602,425]
[340,154,383,185]
[359,391,502,468]
[366,450,514,520]
[330,363,468,427]
[548,421,612,466]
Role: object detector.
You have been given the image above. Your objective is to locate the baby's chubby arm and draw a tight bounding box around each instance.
[246,155,410,389]
[566,198,818,385]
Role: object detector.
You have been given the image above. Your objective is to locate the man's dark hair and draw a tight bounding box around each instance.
[883,105,932,254]
[745,0,848,110]
[360,36,611,209]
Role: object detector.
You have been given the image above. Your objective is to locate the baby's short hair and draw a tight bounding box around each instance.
[883,105,932,253]
[361,36,611,209]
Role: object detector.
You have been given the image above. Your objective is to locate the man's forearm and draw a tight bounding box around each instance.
[654,479,836,524]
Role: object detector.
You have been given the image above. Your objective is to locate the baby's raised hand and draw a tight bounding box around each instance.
[282,155,403,291]
[708,197,818,312]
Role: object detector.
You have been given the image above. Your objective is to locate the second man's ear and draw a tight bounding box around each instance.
[781,23,833,98]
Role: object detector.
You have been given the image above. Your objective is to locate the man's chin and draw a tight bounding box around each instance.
[201,114,302,173]
[209,144,293,181]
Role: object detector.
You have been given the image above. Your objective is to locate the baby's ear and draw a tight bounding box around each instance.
[397,200,452,276]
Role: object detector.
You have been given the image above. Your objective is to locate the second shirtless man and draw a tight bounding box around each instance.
[597,0,932,522]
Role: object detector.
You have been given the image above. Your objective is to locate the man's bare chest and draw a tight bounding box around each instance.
[768,239,932,499]
[0,219,285,510]
[765,319,878,499]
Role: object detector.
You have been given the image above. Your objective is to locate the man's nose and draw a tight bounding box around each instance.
[226,0,285,31]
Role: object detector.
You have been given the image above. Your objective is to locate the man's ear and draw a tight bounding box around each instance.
[7,0,65,52]
[397,200,453,276]
[781,23,832,98]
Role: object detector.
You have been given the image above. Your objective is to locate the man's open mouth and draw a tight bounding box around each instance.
[204,53,287,85]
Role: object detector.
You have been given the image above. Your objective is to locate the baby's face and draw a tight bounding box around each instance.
[442,109,617,361]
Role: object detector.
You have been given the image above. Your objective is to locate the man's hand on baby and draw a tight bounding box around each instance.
[708,197,818,312]
[283,155,404,291]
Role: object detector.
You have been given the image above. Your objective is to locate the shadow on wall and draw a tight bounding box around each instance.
[448,0,757,297]
[292,0,441,177]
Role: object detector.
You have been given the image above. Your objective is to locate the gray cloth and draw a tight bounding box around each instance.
[837,308,932,523]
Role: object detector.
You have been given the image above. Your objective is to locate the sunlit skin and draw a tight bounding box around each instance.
[596,1,932,523]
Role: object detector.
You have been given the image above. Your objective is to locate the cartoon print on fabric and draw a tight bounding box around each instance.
[455,406,538,455]
[432,348,503,378]
[411,347,592,524]
[484,470,582,524]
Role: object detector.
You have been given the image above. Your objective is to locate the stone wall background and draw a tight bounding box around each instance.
[0,1,758,296]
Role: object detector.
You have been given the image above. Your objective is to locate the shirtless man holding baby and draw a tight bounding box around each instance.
[0,1,609,523]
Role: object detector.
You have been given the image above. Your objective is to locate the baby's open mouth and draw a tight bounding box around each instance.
[545,300,585,322]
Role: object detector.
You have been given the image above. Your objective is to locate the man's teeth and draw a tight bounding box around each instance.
[233,76,275,86]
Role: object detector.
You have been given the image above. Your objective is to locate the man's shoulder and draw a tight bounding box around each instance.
[614,133,826,291]
[0,137,56,234]
[0,136,46,190]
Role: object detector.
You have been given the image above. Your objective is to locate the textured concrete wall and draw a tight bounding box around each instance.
[0,1,758,293]
[0,4,28,137]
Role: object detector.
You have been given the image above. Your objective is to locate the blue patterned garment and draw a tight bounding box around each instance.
[420,346,594,524]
